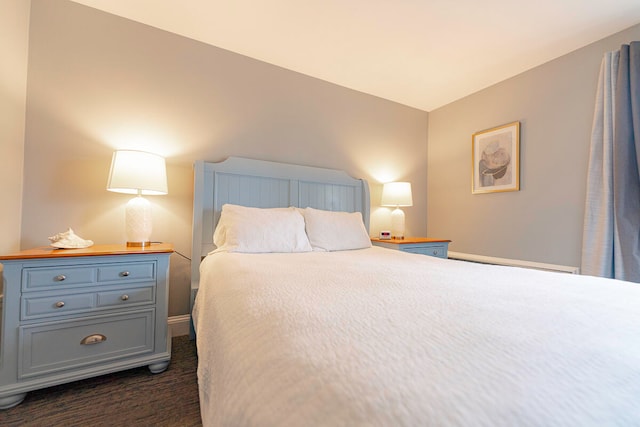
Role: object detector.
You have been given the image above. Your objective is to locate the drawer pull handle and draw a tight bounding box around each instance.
[55,301,65,308]
[55,275,66,281]
[81,334,107,345]
[121,294,129,301]
[120,271,130,277]
[433,250,438,255]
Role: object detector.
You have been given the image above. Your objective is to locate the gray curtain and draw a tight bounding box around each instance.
[582,42,640,282]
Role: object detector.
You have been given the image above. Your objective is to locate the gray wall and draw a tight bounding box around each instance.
[427,23,640,268]
[20,0,428,316]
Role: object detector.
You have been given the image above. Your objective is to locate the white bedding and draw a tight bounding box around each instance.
[193,247,640,426]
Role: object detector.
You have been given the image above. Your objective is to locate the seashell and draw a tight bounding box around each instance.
[48,228,94,249]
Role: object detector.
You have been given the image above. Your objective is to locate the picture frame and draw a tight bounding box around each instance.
[472,121,520,194]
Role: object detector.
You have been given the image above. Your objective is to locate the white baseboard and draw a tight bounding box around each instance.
[168,314,191,337]
[448,251,580,274]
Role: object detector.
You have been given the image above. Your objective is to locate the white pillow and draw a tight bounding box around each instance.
[214,204,297,248]
[214,204,312,253]
[303,207,371,251]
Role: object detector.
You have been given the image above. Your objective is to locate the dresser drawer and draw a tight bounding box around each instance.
[19,309,155,379]
[23,261,156,292]
[402,245,447,258]
[22,293,95,319]
[21,285,156,320]
[97,263,155,283]
[24,267,96,290]
[96,286,155,308]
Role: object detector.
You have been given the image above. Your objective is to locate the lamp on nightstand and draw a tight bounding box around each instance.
[107,150,168,247]
[381,181,413,240]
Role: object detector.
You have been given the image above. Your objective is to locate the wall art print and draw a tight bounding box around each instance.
[472,121,520,194]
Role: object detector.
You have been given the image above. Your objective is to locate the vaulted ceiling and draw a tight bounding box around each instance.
[71,0,640,111]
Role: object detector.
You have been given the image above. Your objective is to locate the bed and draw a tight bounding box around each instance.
[190,157,640,426]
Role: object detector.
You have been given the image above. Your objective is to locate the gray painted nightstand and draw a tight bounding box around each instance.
[0,243,173,409]
[371,237,451,258]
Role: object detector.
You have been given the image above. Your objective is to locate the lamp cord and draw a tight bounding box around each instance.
[149,241,191,261]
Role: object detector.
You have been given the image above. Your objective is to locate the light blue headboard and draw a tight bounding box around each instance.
[190,157,370,308]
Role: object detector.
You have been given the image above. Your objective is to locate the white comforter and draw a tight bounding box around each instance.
[193,247,640,427]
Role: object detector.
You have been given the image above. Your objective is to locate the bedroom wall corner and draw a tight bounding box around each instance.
[0,0,30,255]
[426,23,640,267]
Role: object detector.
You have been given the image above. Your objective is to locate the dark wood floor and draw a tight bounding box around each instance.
[1,335,201,427]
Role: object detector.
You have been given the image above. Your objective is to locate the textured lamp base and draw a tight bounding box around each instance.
[126,195,153,246]
[390,207,406,240]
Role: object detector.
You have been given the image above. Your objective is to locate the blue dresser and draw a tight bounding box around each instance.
[0,244,173,409]
[371,237,451,258]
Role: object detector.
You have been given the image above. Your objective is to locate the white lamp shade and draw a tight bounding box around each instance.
[381,182,413,207]
[107,150,168,195]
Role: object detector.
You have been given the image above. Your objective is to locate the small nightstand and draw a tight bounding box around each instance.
[371,237,451,258]
[0,243,173,409]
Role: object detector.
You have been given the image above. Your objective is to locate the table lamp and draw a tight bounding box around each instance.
[381,181,413,239]
[107,150,168,247]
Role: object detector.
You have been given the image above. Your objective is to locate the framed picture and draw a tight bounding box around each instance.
[472,121,520,194]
